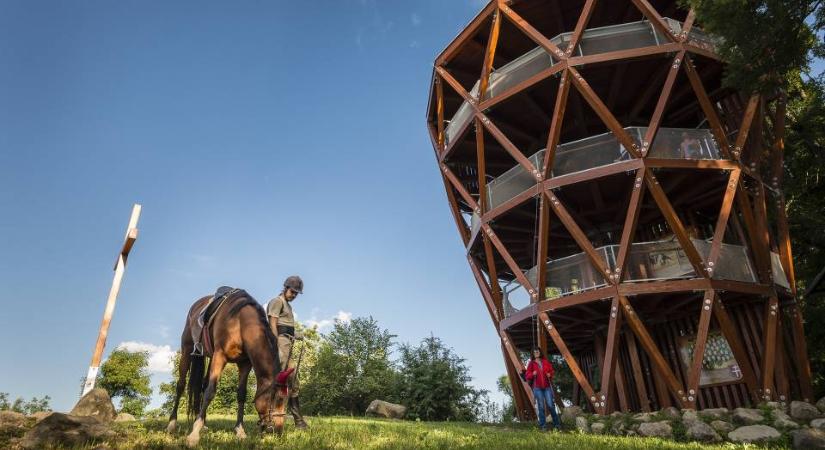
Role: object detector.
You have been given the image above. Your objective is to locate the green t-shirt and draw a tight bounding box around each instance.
[267,294,295,327]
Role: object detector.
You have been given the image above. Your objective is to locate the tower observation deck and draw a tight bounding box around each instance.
[426,0,814,419]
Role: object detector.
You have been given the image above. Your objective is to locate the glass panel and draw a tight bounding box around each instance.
[486,150,543,210]
[771,251,791,289]
[687,28,721,53]
[577,21,660,55]
[648,128,721,159]
[552,128,641,177]
[487,47,555,98]
[625,238,697,281]
[692,239,757,283]
[523,248,612,299]
[444,82,478,146]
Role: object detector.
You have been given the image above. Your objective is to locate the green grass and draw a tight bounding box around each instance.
[18,415,792,450]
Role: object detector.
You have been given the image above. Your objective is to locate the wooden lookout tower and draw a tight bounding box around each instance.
[426,0,814,419]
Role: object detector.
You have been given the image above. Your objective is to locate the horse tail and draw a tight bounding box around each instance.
[187,354,206,418]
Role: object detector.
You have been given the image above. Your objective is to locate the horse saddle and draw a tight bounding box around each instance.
[191,286,240,356]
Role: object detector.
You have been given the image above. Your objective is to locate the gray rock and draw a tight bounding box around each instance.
[766,401,785,411]
[365,400,406,419]
[115,412,136,422]
[732,407,764,425]
[632,412,653,423]
[590,422,606,434]
[686,420,721,442]
[611,420,626,435]
[791,428,825,449]
[561,406,583,423]
[625,430,637,437]
[682,409,699,424]
[773,409,800,429]
[659,406,681,420]
[575,416,589,433]
[700,408,729,420]
[710,420,733,434]
[817,397,825,413]
[29,411,53,423]
[791,401,821,421]
[638,421,673,438]
[728,424,781,443]
[18,412,115,449]
[70,388,116,424]
[610,411,625,419]
[0,410,28,434]
[812,418,825,431]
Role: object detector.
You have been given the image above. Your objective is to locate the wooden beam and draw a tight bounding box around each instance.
[788,306,814,401]
[543,191,611,284]
[569,67,641,158]
[642,51,685,156]
[631,0,678,43]
[616,169,645,282]
[536,195,550,301]
[436,76,445,151]
[478,7,501,103]
[600,297,624,414]
[643,169,707,276]
[625,332,651,411]
[539,312,599,412]
[619,296,687,407]
[686,290,715,409]
[732,95,760,161]
[82,203,142,396]
[760,297,779,401]
[683,55,731,158]
[566,0,597,57]
[707,169,741,269]
[499,3,566,60]
[542,71,570,178]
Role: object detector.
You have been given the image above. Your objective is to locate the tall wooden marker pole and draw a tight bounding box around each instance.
[81,204,141,396]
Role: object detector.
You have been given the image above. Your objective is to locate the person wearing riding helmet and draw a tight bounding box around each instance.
[525,347,561,431]
[266,275,307,429]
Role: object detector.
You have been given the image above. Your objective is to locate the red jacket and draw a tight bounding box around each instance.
[526,357,554,389]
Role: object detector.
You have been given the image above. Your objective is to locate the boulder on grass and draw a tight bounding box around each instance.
[561,406,583,423]
[590,422,606,434]
[632,412,653,423]
[812,418,825,431]
[790,428,825,449]
[365,400,406,419]
[686,420,721,443]
[70,388,116,424]
[575,416,589,433]
[18,412,115,449]
[817,397,825,414]
[638,421,672,438]
[659,407,680,420]
[699,408,729,420]
[115,412,136,422]
[732,407,764,425]
[728,424,781,444]
[29,411,53,423]
[710,420,733,434]
[773,409,800,429]
[682,409,699,424]
[790,401,821,421]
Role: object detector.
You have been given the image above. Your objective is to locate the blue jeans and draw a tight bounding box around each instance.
[532,387,561,429]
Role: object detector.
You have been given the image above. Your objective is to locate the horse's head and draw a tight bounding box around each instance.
[255,369,294,435]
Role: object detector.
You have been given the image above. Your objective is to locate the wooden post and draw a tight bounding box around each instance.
[81,204,141,396]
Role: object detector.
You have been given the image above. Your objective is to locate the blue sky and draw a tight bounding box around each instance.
[0,0,502,411]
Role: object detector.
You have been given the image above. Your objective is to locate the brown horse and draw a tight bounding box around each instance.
[165,290,289,447]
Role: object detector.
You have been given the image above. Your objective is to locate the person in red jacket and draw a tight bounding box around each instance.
[525,347,561,431]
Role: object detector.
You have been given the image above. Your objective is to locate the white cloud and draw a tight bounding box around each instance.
[411,13,421,26]
[116,341,175,374]
[303,310,352,331]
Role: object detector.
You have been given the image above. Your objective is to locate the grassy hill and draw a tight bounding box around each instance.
[42,415,790,449]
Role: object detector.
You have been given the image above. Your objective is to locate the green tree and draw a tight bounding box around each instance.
[98,348,152,417]
[0,393,51,414]
[497,375,516,422]
[395,336,487,422]
[681,0,823,93]
[302,316,397,415]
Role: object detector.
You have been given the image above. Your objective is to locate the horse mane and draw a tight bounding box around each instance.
[227,293,279,364]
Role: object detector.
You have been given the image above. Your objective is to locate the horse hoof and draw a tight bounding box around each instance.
[166,420,177,434]
[235,427,247,439]
[186,434,200,448]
